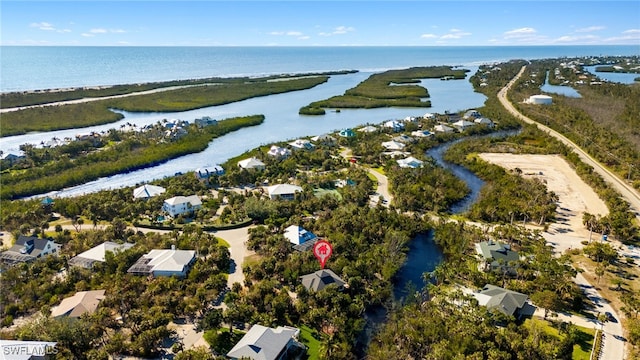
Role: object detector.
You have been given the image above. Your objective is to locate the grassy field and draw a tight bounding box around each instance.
[523,318,595,360]
[299,325,321,360]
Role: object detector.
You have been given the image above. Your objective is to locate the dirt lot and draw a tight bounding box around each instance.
[479,153,609,253]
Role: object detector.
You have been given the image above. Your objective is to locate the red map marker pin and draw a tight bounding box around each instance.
[313,239,332,269]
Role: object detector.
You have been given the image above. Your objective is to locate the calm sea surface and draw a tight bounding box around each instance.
[2,45,638,92]
[1,45,638,197]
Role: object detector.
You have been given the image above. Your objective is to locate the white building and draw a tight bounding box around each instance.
[267,145,292,158]
[163,195,202,217]
[69,241,134,269]
[526,94,553,105]
[289,139,315,150]
[381,140,406,151]
[127,247,197,278]
[238,157,266,170]
[133,184,166,199]
[284,225,318,251]
[397,156,424,168]
[265,184,303,200]
[433,124,455,133]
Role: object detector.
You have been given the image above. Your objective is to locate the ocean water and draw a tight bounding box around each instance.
[2,45,639,197]
[2,45,639,92]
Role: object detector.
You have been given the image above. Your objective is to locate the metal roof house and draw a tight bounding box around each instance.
[162,195,202,217]
[472,284,536,319]
[284,225,318,251]
[127,247,196,278]
[265,184,303,200]
[300,269,346,292]
[133,184,166,199]
[238,157,266,170]
[227,324,304,360]
[68,241,134,269]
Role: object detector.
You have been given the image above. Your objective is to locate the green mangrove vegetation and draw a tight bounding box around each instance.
[0,70,357,109]
[300,66,468,115]
[1,75,329,137]
[0,115,264,199]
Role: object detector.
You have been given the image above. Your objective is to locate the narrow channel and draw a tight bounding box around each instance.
[357,129,520,356]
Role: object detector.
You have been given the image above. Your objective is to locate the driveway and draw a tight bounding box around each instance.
[211,226,254,289]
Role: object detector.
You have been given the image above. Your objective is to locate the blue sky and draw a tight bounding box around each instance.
[2,1,639,46]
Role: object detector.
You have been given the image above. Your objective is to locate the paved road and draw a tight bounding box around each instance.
[212,226,253,289]
[498,65,640,223]
[367,168,392,208]
[498,66,629,360]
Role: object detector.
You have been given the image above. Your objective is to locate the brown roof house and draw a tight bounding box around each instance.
[50,290,106,318]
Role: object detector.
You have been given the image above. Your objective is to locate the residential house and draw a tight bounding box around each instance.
[358,125,378,133]
[265,184,303,200]
[475,241,519,274]
[463,109,482,120]
[194,165,225,181]
[311,134,337,146]
[0,152,26,165]
[471,284,536,319]
[393,134,415,144]
[267,145,292,158]
[227,324,305,360]
[284,225,318,251]
[397,156,424,169]
[50,290,106,318]
[381,140,406,151]
[423,113,436,120]
[433,124,455,133]
[238,157,266,170]
[411,130,434,138]
[0,235,60,266]
[289,139,315,150]
[133,184,166,199]
[403,116,418,123]
[300,269,346,292]
[339,128,356,138]
[474,117,495,128]
[194,116,218,127]
[127,247,196,278]
[68,241,134,269]
[382,120,404,132]
[452,120,476,131]
[162,195,202,217]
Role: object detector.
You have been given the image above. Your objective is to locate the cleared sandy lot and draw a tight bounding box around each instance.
[479,153,609,253]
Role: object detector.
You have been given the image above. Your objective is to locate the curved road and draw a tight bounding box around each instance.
[499,66,629,360]
[498,65,640,223]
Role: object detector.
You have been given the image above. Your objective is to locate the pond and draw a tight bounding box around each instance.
[584,65,640,84]
[540,71,581,98]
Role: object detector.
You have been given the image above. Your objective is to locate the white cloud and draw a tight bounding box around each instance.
[30,22,55,31]
[90,28,108,34]
[553,34,599,43]
[504,27,537,39]
[420,33,437,39]
[269,31,285,35]
[622,29,640,34]
[439,29,471,40]
[81,33,95,37]
[319,26,355,37]
[270,30,305,37]
[111,29,126,34]
[286,31,302,36]
[298,36,310,40]
[575,26,605,33]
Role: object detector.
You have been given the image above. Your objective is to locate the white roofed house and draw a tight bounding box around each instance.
[133,184,166,199]
[411,130,434,138]
[358,125,378,133]
[265,184,303,200]
[463,109,482,120]
[162,195,202,217]
[267,145,292,158]
[289,139,315,150]
[397,156,425,169]
[474,117,495,128]
[381,140,406,151]
[383,120,405,132]
[68,241,134,269]
[227,324,305,360]
[238,157,266,170]
[284,225,318,251]
[127,247,196,278]
[311,134,337,146]
[433,124,454,133]
[194,165,225,181]
[452,120,476,132]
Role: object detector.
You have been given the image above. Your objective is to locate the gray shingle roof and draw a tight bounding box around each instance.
[300,269,345,292]
[227,325,299,360]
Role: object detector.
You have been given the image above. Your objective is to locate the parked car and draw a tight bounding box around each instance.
[605,311,618,323]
